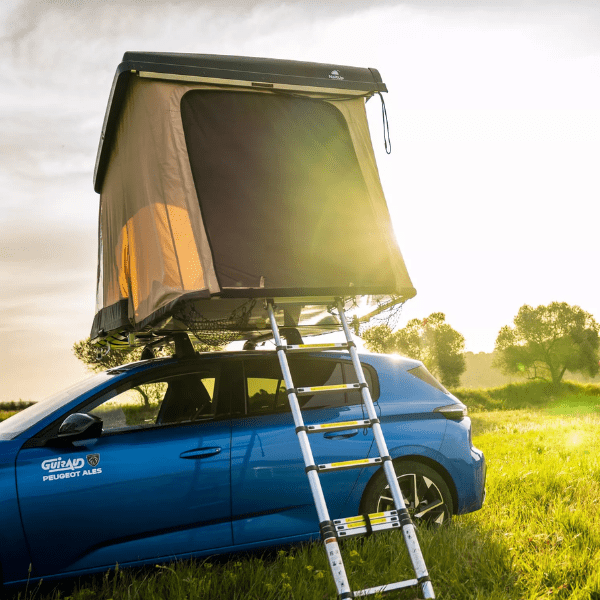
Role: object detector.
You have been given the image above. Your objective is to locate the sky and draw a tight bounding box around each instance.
[1,0,599,401]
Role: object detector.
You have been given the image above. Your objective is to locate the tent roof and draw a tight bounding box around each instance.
[93,52,387,193]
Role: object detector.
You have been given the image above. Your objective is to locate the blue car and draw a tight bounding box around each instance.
[0,348,485,590]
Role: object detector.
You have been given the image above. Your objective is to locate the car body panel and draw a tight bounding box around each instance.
[5,531,323,587]
[0,440,32,583]
[16,419,232,576]
[231,405,374,545]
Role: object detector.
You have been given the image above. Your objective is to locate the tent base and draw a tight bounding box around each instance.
[91,294,404,349]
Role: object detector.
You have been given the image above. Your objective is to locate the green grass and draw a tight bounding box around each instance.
[0,410,19,422]
[545,393,600,416]
[7,383,600,599]
[466,410,600,599]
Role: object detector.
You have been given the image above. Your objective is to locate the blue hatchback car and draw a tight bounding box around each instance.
[0,349,485,589]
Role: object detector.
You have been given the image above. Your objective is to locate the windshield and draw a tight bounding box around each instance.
[0,372,115,440]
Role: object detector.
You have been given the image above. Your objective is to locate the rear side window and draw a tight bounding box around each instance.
[243,357,378,415]
[291,360,345,410]
[341,363,377,405]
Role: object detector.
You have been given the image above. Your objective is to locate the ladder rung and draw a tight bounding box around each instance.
[334,510,400,538]
[296,383,361,396]
[284,342,349,353]
[352,579,419,597]
[317,457,382,473]
[307,420,371,434]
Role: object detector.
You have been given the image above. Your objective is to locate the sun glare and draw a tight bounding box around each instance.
[565,429,587,448]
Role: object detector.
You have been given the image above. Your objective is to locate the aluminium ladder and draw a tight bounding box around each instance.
[267,299,435,599]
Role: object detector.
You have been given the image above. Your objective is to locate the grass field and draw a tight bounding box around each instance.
[0,410,19,421]
[7,382,600,600]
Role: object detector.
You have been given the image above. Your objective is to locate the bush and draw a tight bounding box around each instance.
[0,400,34,411]
[449,380,600,412]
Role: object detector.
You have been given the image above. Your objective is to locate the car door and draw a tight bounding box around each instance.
[230,355,376,546]
[15,363,232,577]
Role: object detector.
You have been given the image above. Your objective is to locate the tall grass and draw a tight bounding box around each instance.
[466,410,600,599]
[0,411,19,422]
[7,385,600,599]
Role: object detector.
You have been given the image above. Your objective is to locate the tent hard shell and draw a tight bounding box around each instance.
[91,52,416,347]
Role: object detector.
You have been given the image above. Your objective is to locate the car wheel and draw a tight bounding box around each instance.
[359,460,454,527]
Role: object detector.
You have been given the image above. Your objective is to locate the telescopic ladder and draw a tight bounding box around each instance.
[266,299,435,599]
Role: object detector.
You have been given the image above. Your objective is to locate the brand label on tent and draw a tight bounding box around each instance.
[329,70,344,80]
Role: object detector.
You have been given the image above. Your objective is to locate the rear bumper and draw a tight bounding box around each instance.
[438,418,486,514]
[463,446,486,513]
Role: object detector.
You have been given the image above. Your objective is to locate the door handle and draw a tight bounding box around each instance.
[180,447,222,459]
[324,430,359,439]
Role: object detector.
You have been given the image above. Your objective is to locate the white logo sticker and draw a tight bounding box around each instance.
[328,70,344,81]
[41,456,103,482]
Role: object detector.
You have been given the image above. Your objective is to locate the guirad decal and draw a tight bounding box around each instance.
[42,457,84,473]
[41,456,102,482]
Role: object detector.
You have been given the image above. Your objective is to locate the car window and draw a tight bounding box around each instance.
[247,377,287,414]
[86,372,219,433]
[243,357,377,415]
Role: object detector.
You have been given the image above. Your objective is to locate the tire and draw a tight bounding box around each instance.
[359,460,454,527]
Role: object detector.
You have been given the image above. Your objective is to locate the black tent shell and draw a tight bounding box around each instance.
[91,52,415,346]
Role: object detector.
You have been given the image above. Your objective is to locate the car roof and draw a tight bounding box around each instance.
[105,348,422,375]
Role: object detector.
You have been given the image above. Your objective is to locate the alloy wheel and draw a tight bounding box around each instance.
[375,472,450,526]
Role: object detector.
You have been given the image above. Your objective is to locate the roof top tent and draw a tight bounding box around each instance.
[91,51,416,348]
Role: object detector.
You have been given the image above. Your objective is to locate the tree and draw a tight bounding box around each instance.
[493,302,600,385]
[362,312,466,387]
[73,338,150,373]
[359,324,398,355]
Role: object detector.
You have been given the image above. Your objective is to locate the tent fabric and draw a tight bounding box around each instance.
[92,75,415,340]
